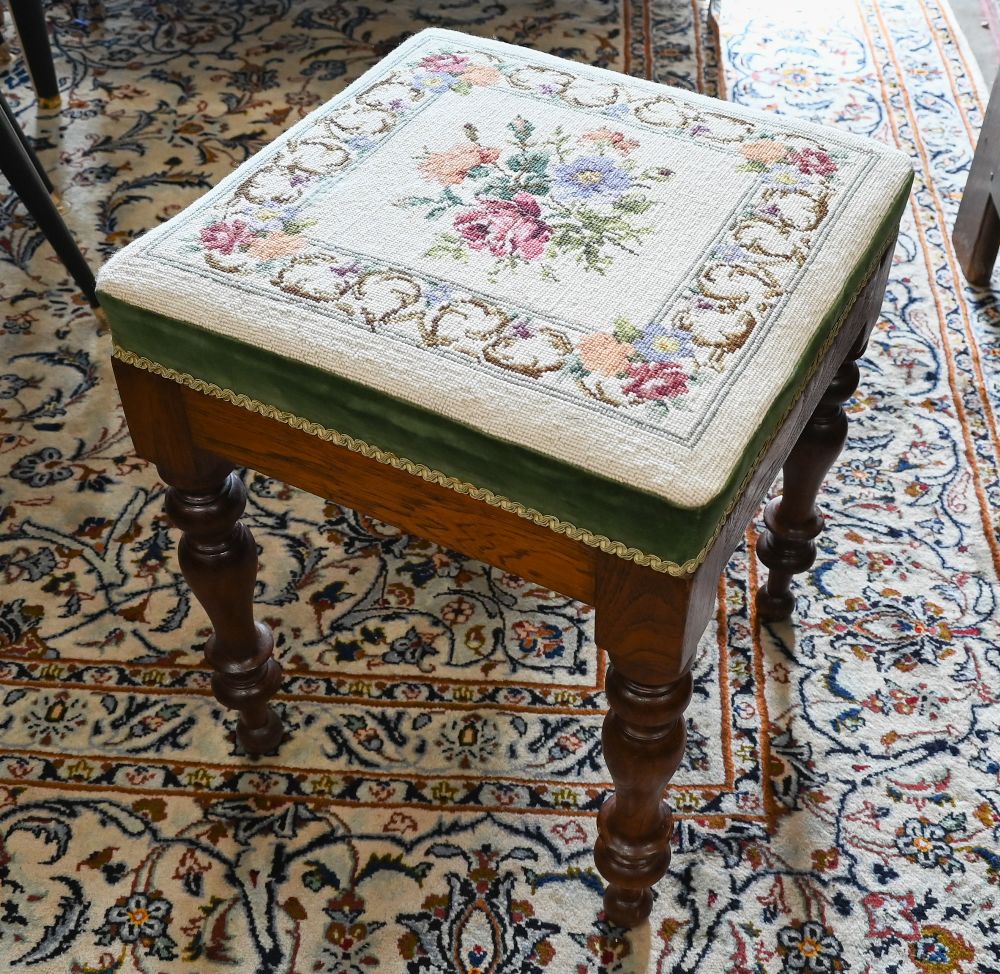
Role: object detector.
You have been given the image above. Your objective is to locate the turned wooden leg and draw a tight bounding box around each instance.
[593,558,704,928]
[755,330,867,622]
[160,458,284,754]
[113,360,286,755]
[595,663,692,927]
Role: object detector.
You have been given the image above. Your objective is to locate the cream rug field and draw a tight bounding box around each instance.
[0,1,997,971]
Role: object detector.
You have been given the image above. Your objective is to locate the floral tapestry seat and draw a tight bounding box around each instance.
[96,29,912,575]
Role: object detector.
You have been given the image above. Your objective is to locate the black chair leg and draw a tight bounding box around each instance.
[8,0,60,108]
[0,95,96,305]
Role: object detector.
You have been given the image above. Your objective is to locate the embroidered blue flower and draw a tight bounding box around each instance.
[424,283,454,306]
[635,325,695,362]
[347,134,378,152]
[411,69,458,93]
[714,242,755,264]
[554,155,632,199]
[760,163,812,188]
[603,102,632,118]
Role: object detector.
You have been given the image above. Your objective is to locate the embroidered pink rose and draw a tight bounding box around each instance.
[419,53,470,73]
[578,333,634,375]
[623,361,689,399]
[582,128,640,155]
[740,140,789,164]
[247,231,305,259]
[200,220,252,255]
[790,147,837,176]
[461,64,503,86]
[454,192,552,261]
[420,142,501,185]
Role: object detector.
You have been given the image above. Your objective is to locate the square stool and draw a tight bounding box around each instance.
[97,29,912,929]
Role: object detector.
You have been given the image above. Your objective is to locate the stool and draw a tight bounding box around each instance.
[97,29,912,929]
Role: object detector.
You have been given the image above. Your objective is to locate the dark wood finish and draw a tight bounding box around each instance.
[183,384,599,605]
[110,238,895,927]
[954,69,1000,284]
[0,91,96,305]
[8,0,60,108]
[755,326,870,622]
[113,360,284,755]
[593,560,700,927]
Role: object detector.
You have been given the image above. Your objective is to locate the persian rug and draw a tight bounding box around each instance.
[0,1,996,972]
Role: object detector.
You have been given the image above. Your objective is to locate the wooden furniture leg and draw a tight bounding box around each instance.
[0,91,96,304]
[113,360,284,755]
[755,328,870,622]
[8,0,60,109]
[593,559,707,928]
[954,69,1000,284]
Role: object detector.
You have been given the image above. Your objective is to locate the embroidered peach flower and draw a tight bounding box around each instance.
[582,128,640,155]
[420,142,501,185]
[740,140,789,164]
[578,332,634,375]
[461,64,503,86]
[247,231,305,259]
[454,192,552,260]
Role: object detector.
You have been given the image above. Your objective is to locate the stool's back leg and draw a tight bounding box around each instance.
[593,557,710,929]
[112,361,284,754]
[755,327,868,623]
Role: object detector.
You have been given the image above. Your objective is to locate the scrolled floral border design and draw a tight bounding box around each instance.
[156,39,872,435]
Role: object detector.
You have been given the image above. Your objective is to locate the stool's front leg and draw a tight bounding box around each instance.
[160,457,284,755]
[596,661,692,927]
[593,559,702,929]
[756,329,869,622]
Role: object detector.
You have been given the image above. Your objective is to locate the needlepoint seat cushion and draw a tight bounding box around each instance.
[96,28,913,576]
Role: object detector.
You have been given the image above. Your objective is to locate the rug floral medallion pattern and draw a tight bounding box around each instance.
[0,1,997,972]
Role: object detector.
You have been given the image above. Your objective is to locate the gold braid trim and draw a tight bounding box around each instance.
[110,247,884,577]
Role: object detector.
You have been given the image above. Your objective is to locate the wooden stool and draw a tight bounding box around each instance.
[97,29,912,929]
